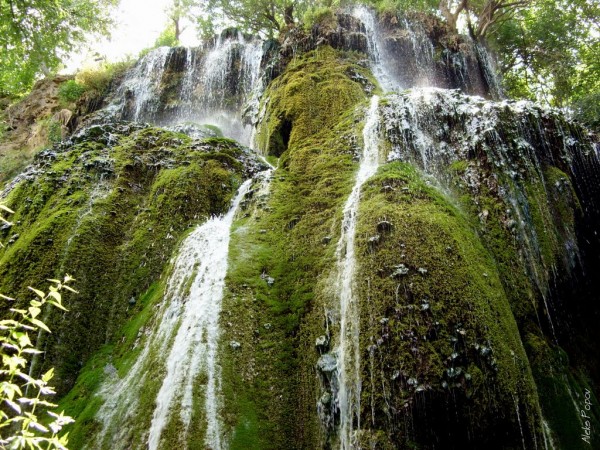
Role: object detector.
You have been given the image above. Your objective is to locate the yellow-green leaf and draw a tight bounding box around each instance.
[48,291,61,303]
[27,287,45,299]
[28,318,50,333]
[28,306,41,319]
[17,333,32,348]
[48,300,68,312]
[42,368,54,383]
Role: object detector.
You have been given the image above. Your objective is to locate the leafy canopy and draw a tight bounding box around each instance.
[0,0,117,96]
[203,0,312,37]
[489,0,600,127]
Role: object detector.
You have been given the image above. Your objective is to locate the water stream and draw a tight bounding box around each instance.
[351,6,397,92]
[335,95,381,449]
[95,179,253,450]
[110,31,264,146]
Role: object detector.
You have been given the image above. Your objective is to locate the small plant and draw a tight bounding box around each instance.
[75,59,134,96]
[1,204,77,449]
[58,81,86,104]
[47,119,63,145]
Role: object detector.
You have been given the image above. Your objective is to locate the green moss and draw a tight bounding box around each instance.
[219,47,373,448]
[354,161,544,447]
[0,124,251,399]
[255,46,374,158]
[524,166,580,271]
[525,333,600,449]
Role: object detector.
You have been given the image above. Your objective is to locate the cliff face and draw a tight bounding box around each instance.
[1,8,599,450]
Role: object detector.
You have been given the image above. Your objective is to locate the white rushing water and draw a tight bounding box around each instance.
[147,179,253,450]
[176,32,264,145]
[335,95,381,449]
[351,6,397,92]
[95,179,252,450]
[110,32,264,146]
[112,46,171,122]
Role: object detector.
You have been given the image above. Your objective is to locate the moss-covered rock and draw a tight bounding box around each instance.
[2,18,599,450]
[220,46,374,449]
[355,162,543,447]
[0,121,262,394]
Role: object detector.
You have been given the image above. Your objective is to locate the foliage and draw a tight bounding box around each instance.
[75,60,134,95]
[302,5,334,30]
[154,25,179,48]
[204,0,312,37]
[0,277,76,449]
[58,81,86,105]
[371,0,436,14]
[167,0,199,41]
[490,0,600,127]
[0,204,76,448]
[0,0,117,97]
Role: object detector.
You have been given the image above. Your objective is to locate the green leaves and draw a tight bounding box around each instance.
[0,0,118,96]
[490,0,600,122]
[0,276,76,449]
[204,0,311,37]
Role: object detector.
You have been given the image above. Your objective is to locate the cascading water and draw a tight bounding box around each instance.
[94,179,253,450]
[175,32,264,144]
[110,47,171,122]
[351,6,435,91]
[351,6,397,92]
[379,87,594,303]
[351,5,501,97]
[111,31,264,146]
[334,95,381,449]
[401,18,436,86]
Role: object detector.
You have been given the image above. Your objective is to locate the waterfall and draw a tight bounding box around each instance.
[351,6,502,98]
[175,32,264,144]
[351,6,435,92]
[95,179,253,450]
[110,31,264,146]
[401,18,436,86]
[351,6,397,92]
[379,87,600,338]
[111,47,171,122]
[335,95,381,449]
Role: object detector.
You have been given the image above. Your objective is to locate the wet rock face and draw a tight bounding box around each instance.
[274,10,499,98]
[353,89,600,449]
[310,13,369,54]
[376,12,498,97]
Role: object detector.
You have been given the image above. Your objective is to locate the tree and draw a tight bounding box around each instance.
[204,0,311,37]
[167,0,200,42]
[439,0,469,33]
[0,0,117,96]
[490,0,599,108]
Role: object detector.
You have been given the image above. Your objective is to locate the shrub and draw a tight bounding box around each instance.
[0,205,76,449]
[58,80,86,104]
[75,59,134,95]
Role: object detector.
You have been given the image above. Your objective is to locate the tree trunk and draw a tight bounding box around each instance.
[284,3,294,26]
[174,17,181,41]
